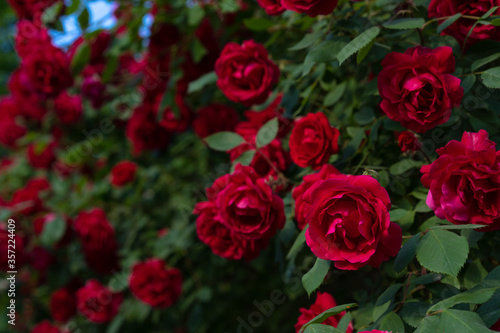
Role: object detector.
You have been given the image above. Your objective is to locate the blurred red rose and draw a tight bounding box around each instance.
[193,104,239,138]
[76,279,122,323]
[289,112,340,169]
[9,179,50,215]
[30,320,61,333]
[292,164,341,230]
[281,0,338,17]
[215,40,280,106]
[303,174,402,270]
[111,161,137,186]
[378,46,463,133]
[27,246,55,273]
[50,287,77,323]
[54,92,82,124]
[194,164,285,260]
[421,130,500,231]
[27,142,57,170]
[15,20,51,58]
[126,104,171,155]
[129,259,183,308]
[397,131,421,153]
[429,0,500,49]
[157,94,193,133]
[295,292,353,333]
[257,0,286,15]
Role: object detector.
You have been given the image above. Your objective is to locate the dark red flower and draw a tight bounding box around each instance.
[110,161,137,186]
[126,104,171,155]
[257,0,286,15]
[281,0,338,17]
[397,131,421,153]
[30,320,61,333]
[76,279,122,323]
[193,104,239,138]
[54,92,82,124]
[50,287,77,323]
[27,142,57,170]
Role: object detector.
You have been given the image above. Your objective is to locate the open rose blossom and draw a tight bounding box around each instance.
[54,92,82,124]
[378,46,463,133]
[193,164,286,260]
[295,292,353,333]
[289,112,340,169]
[129,259,182,308]
[429,0,500,49]
[110,161,137,186]
[281,0,338,16]
[76,279,122,323]
[421,130,500,231]
[302,174,402,270]
[215,40,280,106]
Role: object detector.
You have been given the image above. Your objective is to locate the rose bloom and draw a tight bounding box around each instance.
[110,161,137,186]
[215,40,280,106]
[27,246,55,273]
[27,142,57,169]
[397,131,421,153]
[30,320,61,333]
[126,104,171,155]
[302,174,402,270]
[257,0,285,15]
[281,0,338,17]
[193,104,239,138]
[293,164,341,230]
[17,44,73,98]
[193,164,285,260]
[76,279,122,324]
[50,288,77,323]
[129,259,182,308]
[8,70,48,121]
[429,0,500,49]
[289,112,340,169]
[15,20,51,58]
[295,292,353,333]
[421,130,500,231]
[378,46,463,133]
[157,94,193,133]
[9,178,50,215]
[54,92,82,124]
[0,113,26,148]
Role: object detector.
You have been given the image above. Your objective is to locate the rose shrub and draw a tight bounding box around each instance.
[0,0,499,332]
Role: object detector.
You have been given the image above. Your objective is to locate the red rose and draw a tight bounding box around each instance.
[397,131,421,153]
[27,246,55,273]
[15,20,51,58]
[68,32,111,66]
[126,104,171,155]
[17,44,72,98]
[157,94,193,133]
[292,164,341,230]
[281,0,338,17]
[81,76,106,109]
[110,161,137,186]
[303,174,402,270]
[193,164,285,260]
[74,208,120,274]
[429,0,500,49]
[8,0,60,21]
[0,113,26,148]
[34,213,73,248]
[378,46,463,133]
[257,0,286,15]
[215,40,280,106]
[193,104,239,138]
[421,130,500,231]
[9,179,49,215]
[76,279,122,323]
[30,320,61,333]
[8,70,47,121]
[129,259,183,308]
[27,142,57,170]
[289,112,340,169]
[50,287,77,323]
[295,292,353,333]
[54,92,82,124]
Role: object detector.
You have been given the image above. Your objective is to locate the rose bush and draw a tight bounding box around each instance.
[0,0,499,332]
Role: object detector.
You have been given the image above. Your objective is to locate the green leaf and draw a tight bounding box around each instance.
[383,18,425,29]
[106,315,124,333]
[303,324,343,333]
[42,1,63,25]
[440,309,496,333]
[428,287,498,314]
[191,38,208,63]
[461,75,476,94]
[416,229,469,277]
[288,31,323,51]
[482,6,499,19]
[401,302,431,328]
[376,284,403,306]
[438,13,462,34]
[471,53,500,72]
[78,7,90,30]
[337,27,380,66]
[70,41,91,76]
[429,224,485,230]
[300,303,358,332]
[65,0,81,15]
[187,72,217,93]
[101,55,120,83]
[379,312,405,333]
[302,258,331,296]
[337,312,352,332]
[477,290,500,327]
[306,41,344,63]
[324,82,347,106]
[256,118,278,148]
[243,18,274,31]
[187,5,204,26]
[233,149,256,167]
[490,18,500,26]
[389,159,423,175]
[394,234,420,272]
[204,132,246,151]
[40,217,66,247]
[415,315,440,333]
[286,226,307,259]
[415,200,431,213]
[357,39,375,64]
[481,67,500,88]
